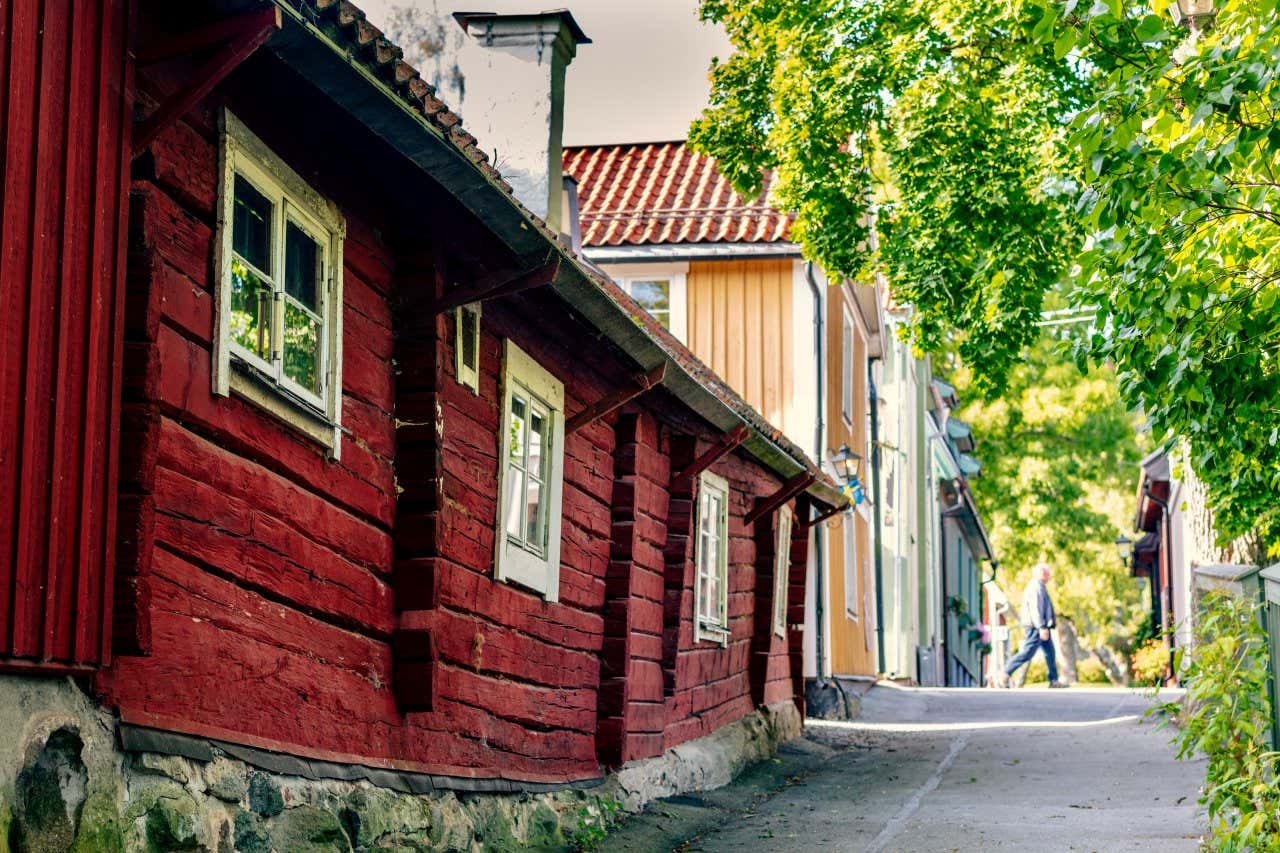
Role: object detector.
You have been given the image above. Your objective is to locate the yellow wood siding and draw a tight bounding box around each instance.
[686,259,794,434]
[826,287,878,677]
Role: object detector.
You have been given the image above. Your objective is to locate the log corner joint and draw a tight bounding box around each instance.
[132,7,282,158]
[391,613,437,713]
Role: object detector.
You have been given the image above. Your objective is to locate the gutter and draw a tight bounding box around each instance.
[584,243,804,263]
[264,1,845,509]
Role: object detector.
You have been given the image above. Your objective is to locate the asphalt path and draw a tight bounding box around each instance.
[604,685,1204,852]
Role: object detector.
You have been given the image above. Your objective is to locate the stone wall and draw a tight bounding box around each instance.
[0,676,801,852]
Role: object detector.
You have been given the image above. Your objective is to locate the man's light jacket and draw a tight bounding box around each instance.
[1020,579,1056,630]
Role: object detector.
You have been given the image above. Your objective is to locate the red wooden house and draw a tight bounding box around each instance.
[0,0,843,798]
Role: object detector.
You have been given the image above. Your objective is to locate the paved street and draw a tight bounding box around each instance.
[605,685,1204,852]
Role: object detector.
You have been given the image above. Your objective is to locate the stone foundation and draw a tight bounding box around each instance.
[0,676,801,851]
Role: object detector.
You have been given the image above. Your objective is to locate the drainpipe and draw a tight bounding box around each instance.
[805,262,827,678]
[869,358,886,674]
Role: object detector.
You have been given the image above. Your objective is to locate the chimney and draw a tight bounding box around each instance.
[452,10,591,233]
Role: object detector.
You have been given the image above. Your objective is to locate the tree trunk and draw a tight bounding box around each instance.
[1053,618,1080,684]
[1092,645,1128,686]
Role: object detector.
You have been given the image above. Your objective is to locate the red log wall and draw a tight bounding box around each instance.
[93,53,804,783]
[0,0,132,671]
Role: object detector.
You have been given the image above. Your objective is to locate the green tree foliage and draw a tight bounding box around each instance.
[1046,0,1280,547]
[691,0,1085,392]
[954,330,1146,661]
[696,0,1280,552]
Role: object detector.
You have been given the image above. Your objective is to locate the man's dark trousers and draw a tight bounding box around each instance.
[1004,627,1058,682]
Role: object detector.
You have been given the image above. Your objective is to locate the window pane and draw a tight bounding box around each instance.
[509,395,527,465]
[528,407,546,476]
[524,478,543,546]
[844,521,858,615]
[230,256,271,359]
[460,307,478,369]
[233,175,272,273]
[842,314,853,419]
[629,280,671,329]
[283,299,320,393]
[706,529,719,620]
[505,466,526,539]
[698,532,711,617]
[285,221,320,311]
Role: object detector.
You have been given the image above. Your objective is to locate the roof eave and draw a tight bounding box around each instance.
[265,1,842,508]
[584,242,802,263]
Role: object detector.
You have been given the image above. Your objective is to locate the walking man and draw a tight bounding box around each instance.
[997,563,1068,688]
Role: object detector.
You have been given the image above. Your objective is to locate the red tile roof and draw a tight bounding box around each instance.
[563,142,793,247]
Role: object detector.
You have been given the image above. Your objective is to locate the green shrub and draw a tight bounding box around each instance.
[1022,659,1048,684]
[1130,639,1168,687]
[1156,589,1280,851]
[1076,658,1112,685]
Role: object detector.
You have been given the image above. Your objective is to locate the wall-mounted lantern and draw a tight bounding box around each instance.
[1115,534,1133,569]
[831,444,862,483]
[830,444,865,506]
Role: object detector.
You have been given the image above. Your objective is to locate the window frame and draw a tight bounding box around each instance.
[843,512,859,619]
[772,503,792,638]
[841,304,854,426]
[694,470,731,645]
[494,339,566,600]
[456,302,481,394]
[603,267,689,343]
[213,110,346,457]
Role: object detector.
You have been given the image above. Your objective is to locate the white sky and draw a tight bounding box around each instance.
[355,0,732,145]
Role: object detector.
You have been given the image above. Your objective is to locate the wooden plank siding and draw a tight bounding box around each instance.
[825,286,878,677]
[0,0,132,670]
[685,259,795,437]
[87,43,810,782]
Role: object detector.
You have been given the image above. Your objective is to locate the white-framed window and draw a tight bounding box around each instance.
[772,504,792,638]
[213,110,346,456]
[456,303,481,393]
[601,264,689,343]
[841,305,854,426]
[843,513,859,619]
[495,339,565,600]
[695,470,731,645]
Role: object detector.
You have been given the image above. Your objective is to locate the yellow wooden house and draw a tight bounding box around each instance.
[564,141,882,682]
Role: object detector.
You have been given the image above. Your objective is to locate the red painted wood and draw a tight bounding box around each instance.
[80,19,813,781]
[0,0,132,669]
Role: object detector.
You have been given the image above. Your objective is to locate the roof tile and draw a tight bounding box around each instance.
[563,141,793,247]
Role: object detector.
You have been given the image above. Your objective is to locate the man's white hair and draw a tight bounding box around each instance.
[1033,563,1052,581]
